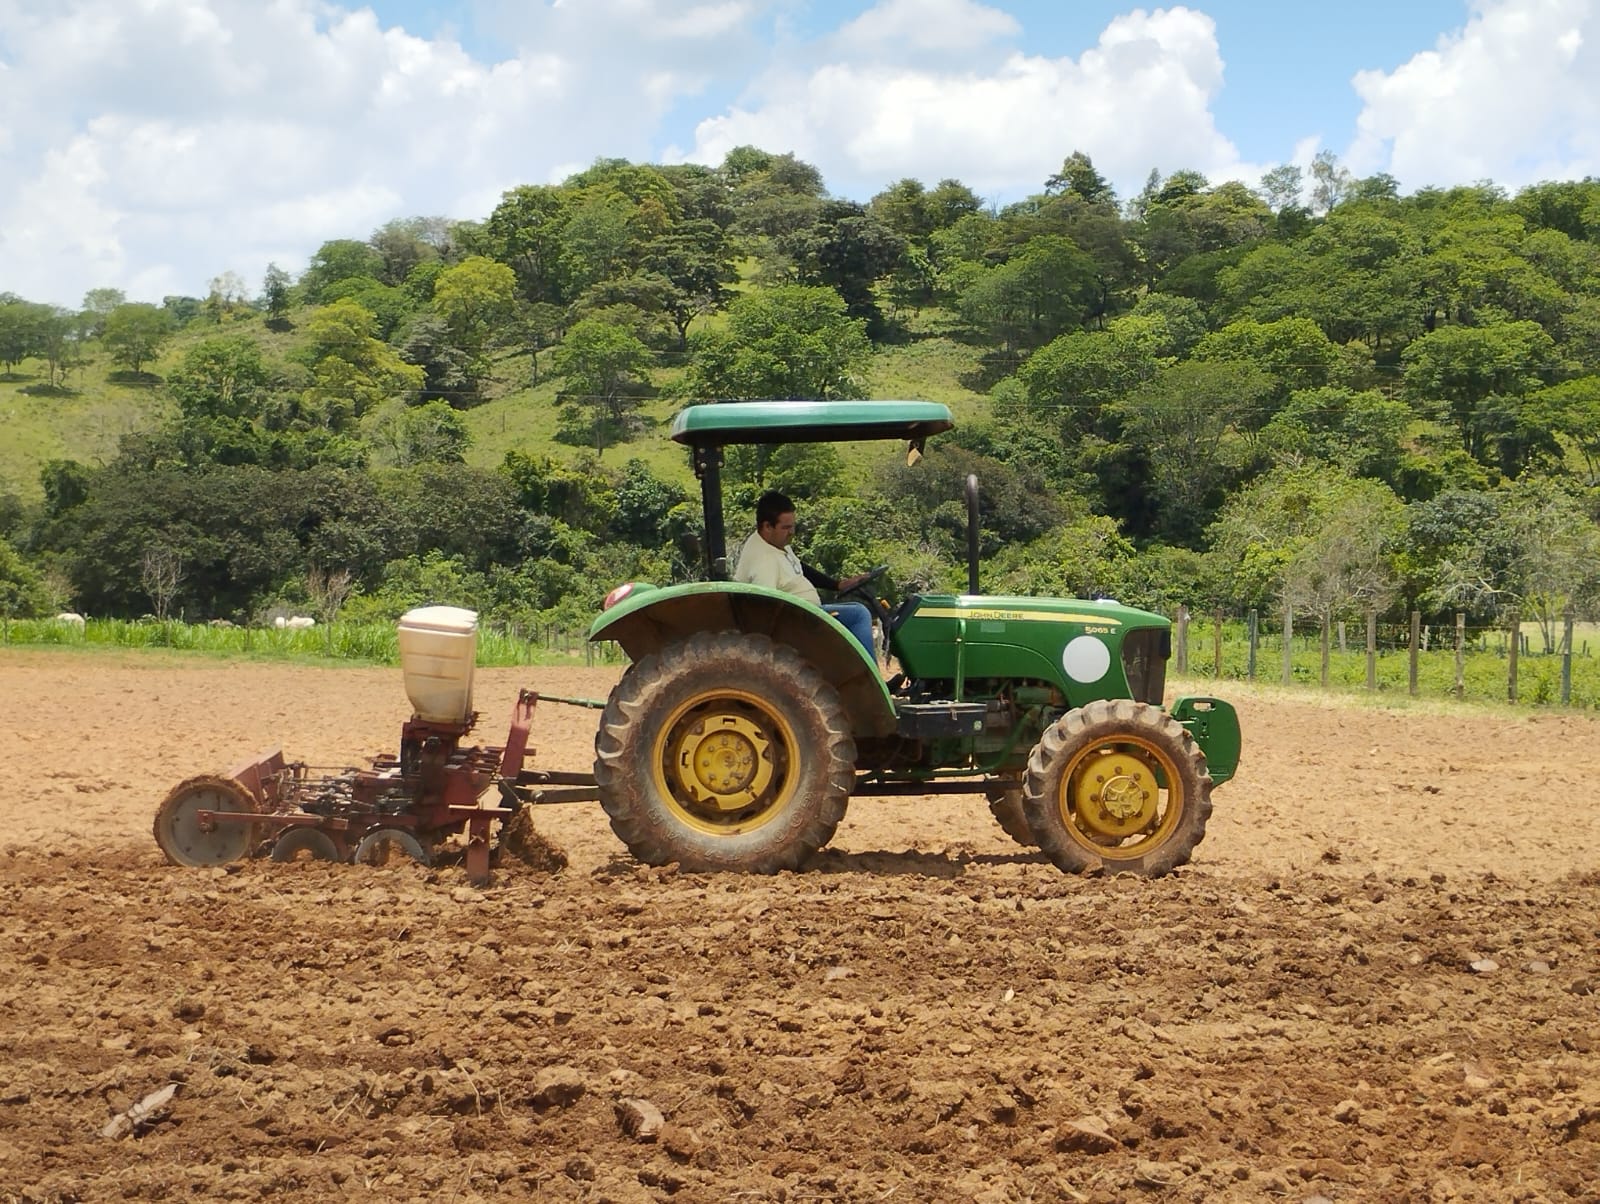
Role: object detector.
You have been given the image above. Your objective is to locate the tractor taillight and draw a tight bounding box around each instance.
[602,583,635,611]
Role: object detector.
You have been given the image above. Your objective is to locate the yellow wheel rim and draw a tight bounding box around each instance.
[652,689,795,836]
[1056,737,1182,859]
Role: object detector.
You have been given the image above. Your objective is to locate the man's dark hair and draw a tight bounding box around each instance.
[756,490,795,529]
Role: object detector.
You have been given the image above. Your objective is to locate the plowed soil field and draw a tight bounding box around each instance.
[2,649,1598,1203]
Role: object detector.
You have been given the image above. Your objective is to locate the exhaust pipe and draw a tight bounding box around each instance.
[965,473,980,595]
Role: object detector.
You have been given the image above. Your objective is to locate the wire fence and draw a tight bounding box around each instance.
[1171,605,1598,709]
[7,607,1596,710]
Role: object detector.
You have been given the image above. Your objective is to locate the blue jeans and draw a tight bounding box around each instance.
[824,601,877,660]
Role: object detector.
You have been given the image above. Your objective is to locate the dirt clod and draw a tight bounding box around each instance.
[615,1097,665,1141]
[500,805,569,872]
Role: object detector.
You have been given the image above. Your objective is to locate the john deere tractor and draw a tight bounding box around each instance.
[588,400,1239,878]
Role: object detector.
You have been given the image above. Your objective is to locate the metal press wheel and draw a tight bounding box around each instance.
[153,775,259,868]
[594,632,855,873]
[1023,699,1212,878]
[269,827,343,863]
[353,827,432,868]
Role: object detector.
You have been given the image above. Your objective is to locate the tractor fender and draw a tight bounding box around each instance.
[589,581,899,739]
[1169,695,1240,785]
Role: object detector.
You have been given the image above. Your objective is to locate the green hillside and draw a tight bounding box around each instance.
[1,151,1598,646]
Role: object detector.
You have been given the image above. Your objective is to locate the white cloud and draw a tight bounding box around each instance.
[1347,0,1600,189]
[832,0,1021,57]
[685,5,1254,204]
[0,0,765,307]
[14,0,1595,313]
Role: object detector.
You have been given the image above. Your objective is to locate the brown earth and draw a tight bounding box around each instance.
[2,649,1598,1203]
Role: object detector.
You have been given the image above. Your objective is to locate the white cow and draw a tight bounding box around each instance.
[275,615,316,630]
[55,612,86,627]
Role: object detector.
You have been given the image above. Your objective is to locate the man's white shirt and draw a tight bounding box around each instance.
[733,529,821,606]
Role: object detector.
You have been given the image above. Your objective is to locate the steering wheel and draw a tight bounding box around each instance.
[835,563,891,614]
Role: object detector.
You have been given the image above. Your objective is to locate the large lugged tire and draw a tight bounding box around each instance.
[1023,699,1212,878]
[594,632,855,873]
[984,781,1037,849]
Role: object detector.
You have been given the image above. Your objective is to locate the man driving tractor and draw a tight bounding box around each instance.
[733,489,877,659]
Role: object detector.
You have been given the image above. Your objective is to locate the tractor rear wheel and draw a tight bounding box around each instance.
[984,782,1036,849]
[594,632,855,873]
[153,775,258,867]
[1024,699,1211,878]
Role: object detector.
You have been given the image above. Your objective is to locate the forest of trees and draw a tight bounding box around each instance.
[3,146,1600,648]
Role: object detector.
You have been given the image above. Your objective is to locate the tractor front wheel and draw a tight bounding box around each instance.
[1024,699,1211,878]
[594,633,855,873]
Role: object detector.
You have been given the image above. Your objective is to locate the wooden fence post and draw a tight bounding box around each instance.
[1561,605,1575,705]
[1365,608,1377,691]
[1320,611,1331,688]
[1408,610,1421,697]
[1213,610,1224,678]
[1247,609,1259,680]
[1507,607,1519,703]
[1281,602,1293,685]
[1337,619,1346,654]
[1175,605,1189,675]
[1454,612,1465,697]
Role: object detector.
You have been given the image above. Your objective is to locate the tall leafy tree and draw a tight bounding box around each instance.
[1207,465,1402,615]
[956,236,1097,353]
[367,398,471,466]
[681,285,871,400]
[80,288,126,337]
[261,263,293,321]
[1527,375,1600,479]
[168,336,273,420]
[298,299,425,430]
[368,216,450,286]
[779,200,906,333]
[1045,151,1115,205]
[101,303,174,374]
[431,255,517,371]
[1110,360,1274,544]
[552,318,653,454]
[1401,320,1561,467]
[34,307,78,387]
[1258,387,1411,480]
[639,219,735,346]
[1193,316,1346,418]
[475,185,573,304]
[1257,163,1303,213]
[300,241,385,303]
[0,300,51,374]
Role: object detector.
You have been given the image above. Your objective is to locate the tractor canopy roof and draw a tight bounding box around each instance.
[670,400,955,448]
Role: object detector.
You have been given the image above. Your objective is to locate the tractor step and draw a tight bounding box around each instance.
[895,701,989,739]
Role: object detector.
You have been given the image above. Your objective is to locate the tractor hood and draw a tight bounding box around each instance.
[903,594,1168,630]
[893,593,1173,709]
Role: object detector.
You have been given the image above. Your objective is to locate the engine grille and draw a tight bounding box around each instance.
[1121,627,1171,706]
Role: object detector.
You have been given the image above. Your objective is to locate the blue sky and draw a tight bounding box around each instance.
[2,0,1596,308]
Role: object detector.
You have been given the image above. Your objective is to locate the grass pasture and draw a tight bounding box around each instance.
[0,616,625,669]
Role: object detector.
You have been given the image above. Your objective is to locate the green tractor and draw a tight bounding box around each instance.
[589,400,1240,878]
